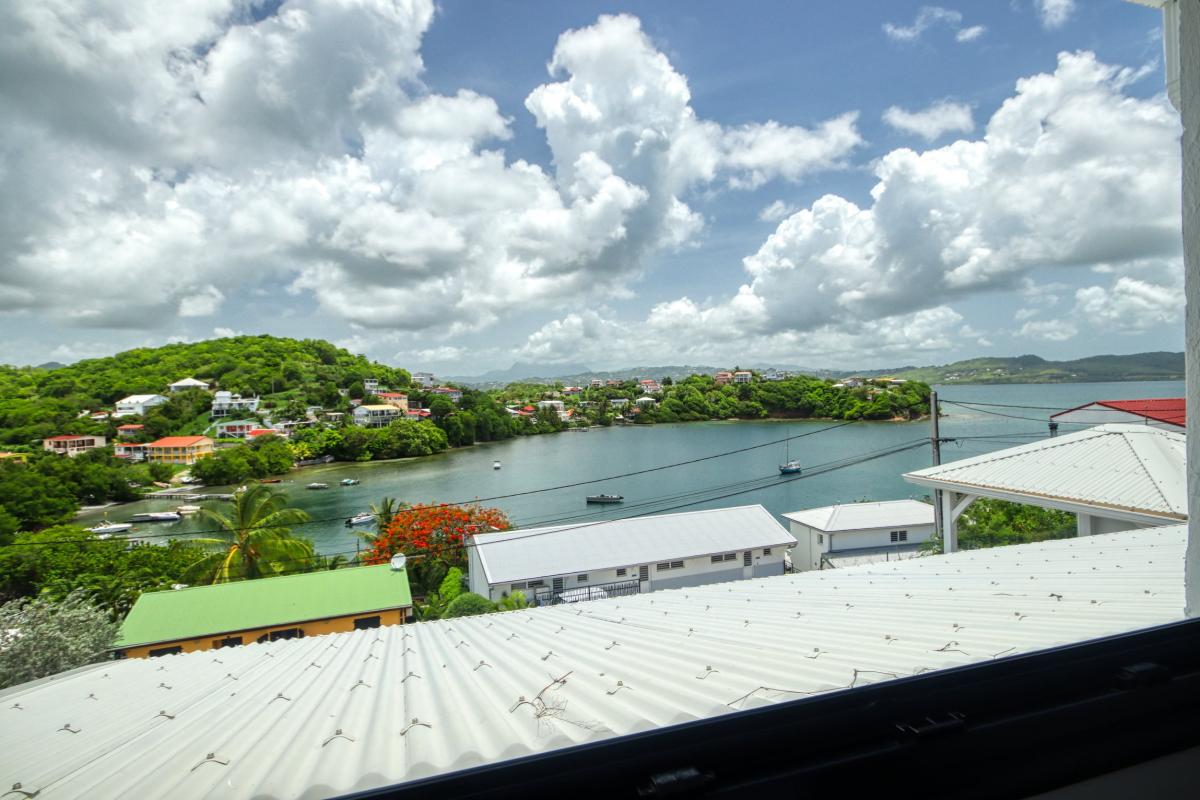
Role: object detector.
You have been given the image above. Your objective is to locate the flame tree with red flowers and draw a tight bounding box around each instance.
[363,503,511,597]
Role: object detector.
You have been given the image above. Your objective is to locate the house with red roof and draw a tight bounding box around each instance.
[116,423,145,439]
[145,436,214,465]
[1050,398,1185,431]
[42,434,106,457]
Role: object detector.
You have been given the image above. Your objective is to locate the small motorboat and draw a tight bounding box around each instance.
[129,512,182,523]
[493,460,502,470]
[340,478,360,486]
[259,478,282,484]
[88,522,132,535]
[345,512,375,527]
[586,494,624,504]
[306,482,330,490]
[778,461,803,475]
[175,504,201,515]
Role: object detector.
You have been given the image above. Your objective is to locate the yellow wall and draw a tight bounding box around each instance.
[117,607,410,659]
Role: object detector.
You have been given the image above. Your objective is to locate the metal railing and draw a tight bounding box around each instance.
[532,578,642,606]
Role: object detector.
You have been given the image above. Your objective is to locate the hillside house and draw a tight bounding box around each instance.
[214,419,258,439]
[562,386,582,396]
[210,391,260,418]
[605,379,622,387]
[168,377,209,392]
[1050,398,1185,430]
[431,386,462,402]
[145,436,214,465]
[363,378,381,393]
[412,372,435,388]
[638,379,662,393]
[353,404,402,428]
[114,394,167,418]
[782,500,935,571]
[115,423,144,439]
[714,371,733,385]
[113,563,413,659]
[589,378,604,388]
[375,392,409,411]
[733,370,753,384]
[468,505,797,604]
[635,396,657,406]
[42,434,106,457]
[114,442,149,461]
[609,398,629,408]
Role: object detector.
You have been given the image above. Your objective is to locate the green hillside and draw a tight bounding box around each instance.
[888,352,1184,384]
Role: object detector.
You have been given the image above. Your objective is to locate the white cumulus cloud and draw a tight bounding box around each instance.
[883,7,985,44]
[1036,0,1076,30]
[882,101,975,141]
[1018,319,1078,342]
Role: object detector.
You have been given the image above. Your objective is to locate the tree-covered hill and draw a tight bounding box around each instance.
[0,336,408,446]
[888,352,1184,384]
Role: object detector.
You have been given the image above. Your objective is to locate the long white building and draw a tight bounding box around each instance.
[113,394,168,418]
[468,505,797,604]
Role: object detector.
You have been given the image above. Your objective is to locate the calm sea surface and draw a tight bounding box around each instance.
[79,380,1184,556]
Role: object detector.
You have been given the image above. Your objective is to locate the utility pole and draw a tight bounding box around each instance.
[930,391,943,547]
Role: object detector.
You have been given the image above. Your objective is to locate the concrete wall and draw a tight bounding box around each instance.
[1181,0,1200,618]
[116,607,410,659]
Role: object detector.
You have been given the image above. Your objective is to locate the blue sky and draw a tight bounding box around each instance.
[0,0,1182,373]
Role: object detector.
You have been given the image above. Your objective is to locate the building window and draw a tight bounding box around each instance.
[616,568,627,577]
[577,573,588,582]
[510,582,527,591]
[527,580,545,588]
[711,555,723,564]
[743,551,752,566]
[656,562,670,571]
[723,552,736,562]
[269,628,302,641]
[890,530,908,543]
[670,560,683,569]
[214,636,243,649]
[354,616,381,630]
[818,534,824,544]
[638,565,649,581]
[763,548,772,556]
[149,645,182,658]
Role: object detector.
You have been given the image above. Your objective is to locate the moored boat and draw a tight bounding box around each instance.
[779,461,803,475]
[87,522,132,535]
[493,460,502,470]
[175,504,201,515]
[585,494,624,504]
[345,512,375,527]
[129,512,182,522]
[259,478,282,484]
[305,482,329,490]
[340,478,360,486]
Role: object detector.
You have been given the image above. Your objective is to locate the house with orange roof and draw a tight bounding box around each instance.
[42,434,106,457]
[145,436,214,465]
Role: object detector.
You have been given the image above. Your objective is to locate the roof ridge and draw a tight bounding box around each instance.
[1120,429,1175,513]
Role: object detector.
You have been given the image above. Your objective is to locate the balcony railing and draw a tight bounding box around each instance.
[531,578,642,606]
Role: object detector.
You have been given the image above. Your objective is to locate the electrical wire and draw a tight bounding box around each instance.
[938,400,1095,425]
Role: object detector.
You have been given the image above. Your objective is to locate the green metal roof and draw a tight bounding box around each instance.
[116,564,412,648]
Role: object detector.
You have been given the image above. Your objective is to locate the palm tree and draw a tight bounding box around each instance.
[186,485,315,584]
[371,496,405,531]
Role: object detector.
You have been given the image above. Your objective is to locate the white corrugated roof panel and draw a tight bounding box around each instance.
[472,505,798,583]
[904,424,1186,521]
[781,499,934,532]
[0,525,1185,799]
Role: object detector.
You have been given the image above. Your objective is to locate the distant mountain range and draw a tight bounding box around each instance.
[447,352,1184,387]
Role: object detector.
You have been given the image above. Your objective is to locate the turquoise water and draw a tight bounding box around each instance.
[79,380,1184,556]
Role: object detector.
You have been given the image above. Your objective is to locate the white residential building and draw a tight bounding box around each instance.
[467,505,797,604]
[214,419,258,439]
[589,378,604,388]
[167,377,209,392]
[363,378,381,393]
[537,400,564,412]
[733,370,753,384]
[412,372,435,388]
[353,404,402,428]
[609,398,629,408]
[210,391,260,419]
[781,500,935,571]
[113,394,168,418]
[42,434,106,457]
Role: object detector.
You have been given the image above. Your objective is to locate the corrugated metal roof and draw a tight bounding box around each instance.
[116,565,413,649]
[1051,398,1185,427]
[781,499,934,532]
[472,505,797,583]
[0,525,1185,799]
[904,424,1186,520]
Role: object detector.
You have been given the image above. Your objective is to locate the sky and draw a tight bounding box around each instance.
[0,0,1183,374]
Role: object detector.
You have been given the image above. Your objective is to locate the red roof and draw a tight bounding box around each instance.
[117,424,144,430]
[1052,398,1185,427]
[246,428,277,436]
[45,435,93,441]
[377,392,408,399]
[147,436,211,448]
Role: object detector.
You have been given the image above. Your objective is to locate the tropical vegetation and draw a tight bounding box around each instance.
[0,592,120,689]
[921,498,1077,552]
[186,485,316,584]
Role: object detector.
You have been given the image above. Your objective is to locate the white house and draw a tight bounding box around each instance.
[589,378,604,388]
[537,399,564,412]
[1050,398,1184,431]
[781,500,935,571]
[42,434,106,457]
[210,391,260,418]
[412,372,435,388]
[113,394,167,418]
[214,419,258,439]
[635,396,657,406]
[353,404,402,428]
[168,377,209,392]
[467,505,797,605]
[363,378,381,393]
[733,370,753,384]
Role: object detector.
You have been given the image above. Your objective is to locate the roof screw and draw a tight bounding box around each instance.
[351,679,371,691]
[400,718,432,736]
[191,753,230,771]
[156,710,176,720]
[57,723,80,734]
[86,693,97,701]
[474,660,491,671]
[322,729,355,747]
[158,683,171,690]
[607,680,630,696]
[605,641,619,650]
[270,692,291,703]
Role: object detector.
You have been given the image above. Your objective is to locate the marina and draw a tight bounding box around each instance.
[75,380,1184,557]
